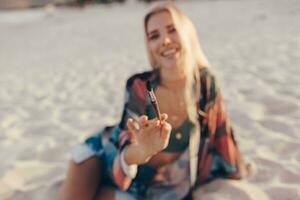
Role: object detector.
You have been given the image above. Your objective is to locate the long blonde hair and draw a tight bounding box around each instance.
[144,2,210,123]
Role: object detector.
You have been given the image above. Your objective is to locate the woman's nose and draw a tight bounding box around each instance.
[162,35,171,46]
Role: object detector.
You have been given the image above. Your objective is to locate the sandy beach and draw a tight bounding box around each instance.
[0,0,299,199]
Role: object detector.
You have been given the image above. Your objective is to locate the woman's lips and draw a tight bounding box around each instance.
[160,48,179,58]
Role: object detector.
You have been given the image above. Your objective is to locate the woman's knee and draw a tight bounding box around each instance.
[59,157,102,200]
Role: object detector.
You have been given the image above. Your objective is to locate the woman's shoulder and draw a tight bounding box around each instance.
[199,67,215,80]
[199,67,219,102]
[126,69,158,88]
[123,69,158,107]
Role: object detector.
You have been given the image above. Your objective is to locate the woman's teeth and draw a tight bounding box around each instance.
[161,49,177,57]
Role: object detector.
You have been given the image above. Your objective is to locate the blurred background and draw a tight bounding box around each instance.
[0,0,123,9]
[0,0,299,199]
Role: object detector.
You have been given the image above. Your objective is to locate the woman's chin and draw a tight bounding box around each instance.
[160,62,180,71]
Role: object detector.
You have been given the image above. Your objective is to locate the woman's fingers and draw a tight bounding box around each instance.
[140,114,170,137]
[130,114,171,143]
[139,113,168,128]
[127,118,139,134]
[143,119,160,133]
[126,116,159,136]
[160,113,168,122]
[140,115,149,128]
[160,122,172,140]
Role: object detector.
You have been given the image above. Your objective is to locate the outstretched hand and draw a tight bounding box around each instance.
[126,113,172,159]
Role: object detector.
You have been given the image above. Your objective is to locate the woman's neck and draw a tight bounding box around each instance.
[159,68,186,91]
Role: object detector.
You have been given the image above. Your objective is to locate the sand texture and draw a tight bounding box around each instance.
[0,0,299,199]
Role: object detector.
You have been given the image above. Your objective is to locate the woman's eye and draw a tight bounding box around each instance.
[149,34,159,41]
[169,27,177,33]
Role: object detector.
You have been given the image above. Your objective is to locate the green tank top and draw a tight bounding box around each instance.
[146,105,193,152]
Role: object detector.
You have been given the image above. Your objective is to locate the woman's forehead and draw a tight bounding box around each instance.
[146,10,174,32]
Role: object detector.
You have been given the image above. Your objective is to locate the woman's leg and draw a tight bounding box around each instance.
[59,157,107,200]
[94,186,116,200]
[95,187,136,200]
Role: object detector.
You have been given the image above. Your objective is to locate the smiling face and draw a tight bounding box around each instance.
[146,11,184,72]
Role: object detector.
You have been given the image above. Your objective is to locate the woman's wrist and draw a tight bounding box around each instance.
[120,149,138,179]
[124,144,153,165]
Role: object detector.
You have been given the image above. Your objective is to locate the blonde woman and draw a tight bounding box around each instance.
[59,2,248,200]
